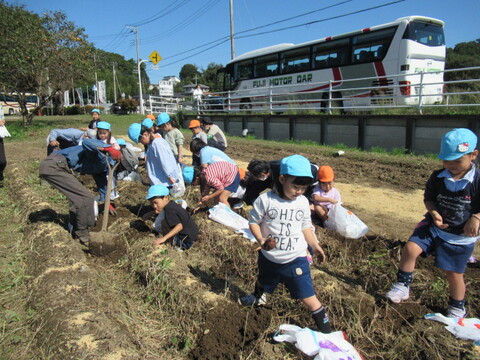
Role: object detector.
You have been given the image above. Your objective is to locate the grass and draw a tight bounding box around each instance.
[0,189,37,360]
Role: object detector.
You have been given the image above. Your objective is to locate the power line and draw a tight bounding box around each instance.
[235,0,354,36]
[141,0,221,44]
[236,0,406,40]
[157,0,405,68]
[130,0,192,27]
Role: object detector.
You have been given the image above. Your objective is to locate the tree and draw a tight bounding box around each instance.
[445,40,480,91]
[179,64,200,84]
[201,63,224,92]
[0,3,94,124]
[81,50,150,104]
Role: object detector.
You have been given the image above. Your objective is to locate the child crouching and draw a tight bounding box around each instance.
[146,185,198,250]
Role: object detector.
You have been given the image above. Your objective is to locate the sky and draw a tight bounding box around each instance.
[17,0,480,85]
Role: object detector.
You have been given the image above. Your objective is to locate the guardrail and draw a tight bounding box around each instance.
[198,66,480,115]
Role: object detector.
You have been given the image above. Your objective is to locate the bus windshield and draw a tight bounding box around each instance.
[402,21,445,47]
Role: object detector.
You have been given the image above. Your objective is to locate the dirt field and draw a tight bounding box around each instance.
[1,132,480,360]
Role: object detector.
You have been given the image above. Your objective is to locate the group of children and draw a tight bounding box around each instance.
[39,109,480,332]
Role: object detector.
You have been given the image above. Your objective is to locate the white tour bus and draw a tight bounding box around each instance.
[222,16,446,112]
[0,93,39,115]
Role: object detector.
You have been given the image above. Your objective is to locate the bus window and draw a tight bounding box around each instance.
[280,47,311,74]
[313,38,349,69]
[235,60,253,80]
[254,54,278,78]
[402,21,445,47]
[224,64,235,91]
[352,26,397,63]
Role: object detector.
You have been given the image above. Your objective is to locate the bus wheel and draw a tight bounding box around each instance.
[8,109,14,116]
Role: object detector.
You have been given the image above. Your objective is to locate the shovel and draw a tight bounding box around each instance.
[90,154,120,256]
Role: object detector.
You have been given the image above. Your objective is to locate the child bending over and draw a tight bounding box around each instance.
[146,185,198,250]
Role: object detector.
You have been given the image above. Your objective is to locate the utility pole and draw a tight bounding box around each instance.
[112,62,117,103]
[94,52,99,108]
[229,0,235,59]
[127,25,144,114]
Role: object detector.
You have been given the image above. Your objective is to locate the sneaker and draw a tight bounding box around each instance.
[447,305,466,318]
[386,282,410,303]
[238,293,267,307]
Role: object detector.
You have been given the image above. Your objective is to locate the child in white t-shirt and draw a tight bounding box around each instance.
[311,166,341,223]
[238,155,332,333]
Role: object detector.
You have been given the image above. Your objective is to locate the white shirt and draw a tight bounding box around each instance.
[249,191,310,264]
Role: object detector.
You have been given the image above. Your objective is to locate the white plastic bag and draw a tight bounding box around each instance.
[425,313,480,342]
[0,125,11,138]
[324,203,368,239]
[170,164,186,198]
[273,324,362,360]
[208,203,255,242]
[170,179,185,198]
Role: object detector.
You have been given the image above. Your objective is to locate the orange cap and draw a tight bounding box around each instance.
[189,119,201,128]
[317,166,334,182]
[146,114,156,120]
[238,167,246,180]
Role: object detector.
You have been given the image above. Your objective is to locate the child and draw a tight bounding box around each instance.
[39,138,122,246]
[386,128,480,318]
[127,122,181,187]
[96,121,120,150]
[116,138,139,180]
[201,117,227,151]
[157,113,185,164]
[88,108,101,129]
[189,119,207,144]
[189,119,207,166]
[238,154,332,333]
[189,138,235,168]
[191,161,240,212]
[146,184,198,250]
[311,166,341,223]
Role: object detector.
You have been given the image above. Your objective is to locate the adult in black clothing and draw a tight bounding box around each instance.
[243,159,318,205]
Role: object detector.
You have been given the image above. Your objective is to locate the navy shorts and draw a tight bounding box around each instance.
[224,171,240,193]
[409,221,475,273]
[257,251,315,299]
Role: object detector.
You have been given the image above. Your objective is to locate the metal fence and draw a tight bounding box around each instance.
[198,66,480,115]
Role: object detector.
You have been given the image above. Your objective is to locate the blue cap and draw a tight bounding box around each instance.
[128,123,142,143]
[157,112,171,126]
[96,121,111,130]
[142,118,154,129]
[146,185,170,199]
[91,108,101,114]
[280,155,313,178]
[439,128,477,161]
[116,138,126,146]
[182,166,194,184]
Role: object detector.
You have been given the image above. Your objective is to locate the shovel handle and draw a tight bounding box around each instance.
[101,154,120,231]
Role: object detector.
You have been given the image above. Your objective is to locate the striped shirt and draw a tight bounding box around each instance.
[203,161,238,190]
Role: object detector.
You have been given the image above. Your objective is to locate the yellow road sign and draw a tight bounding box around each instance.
[149,50,162,65]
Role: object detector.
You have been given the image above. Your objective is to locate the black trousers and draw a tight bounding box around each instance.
[39,153,95,231]
[0,137,6,181]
